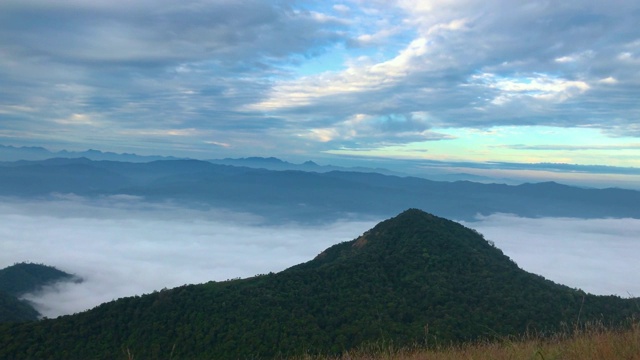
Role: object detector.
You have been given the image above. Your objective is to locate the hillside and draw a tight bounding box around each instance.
[0,292,39,322]
[0,263,79,322]
[0,210,636,359]
[0,262,77,297]
[1,158,640,223]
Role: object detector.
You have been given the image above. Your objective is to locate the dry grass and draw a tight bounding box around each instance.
[296,321,640,360]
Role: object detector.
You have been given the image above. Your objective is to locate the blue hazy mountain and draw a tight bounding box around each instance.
[1,157,639,223]
[208,156,405,176]
[0,144,407,176]
[0,144,180,162]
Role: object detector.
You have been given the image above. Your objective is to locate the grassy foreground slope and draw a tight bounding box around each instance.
[0,209,637,359]
[305,321,640,360]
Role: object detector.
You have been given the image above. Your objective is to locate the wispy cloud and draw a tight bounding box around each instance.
[501,143,640,151]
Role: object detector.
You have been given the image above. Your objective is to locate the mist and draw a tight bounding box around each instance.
[1,197,638,319]
[463,214,640,297]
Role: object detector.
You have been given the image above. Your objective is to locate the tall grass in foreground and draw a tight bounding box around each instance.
[297,321,640,360]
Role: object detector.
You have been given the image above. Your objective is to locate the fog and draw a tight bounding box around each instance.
[1,197,638,318]
[463,214,640,297]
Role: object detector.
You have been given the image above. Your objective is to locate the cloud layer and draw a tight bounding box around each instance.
[1,0,639,169]
[464,214,640,297]
[1,197,638,318]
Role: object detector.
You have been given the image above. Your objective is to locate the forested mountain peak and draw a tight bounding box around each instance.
[307,208,500,270]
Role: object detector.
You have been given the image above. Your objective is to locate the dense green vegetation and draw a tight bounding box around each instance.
[0,210,637,359]
[0,262,77,323]
[0,262,76,297]
[0,291,39,322]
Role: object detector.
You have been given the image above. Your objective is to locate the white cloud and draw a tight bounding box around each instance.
[426,18,468,34]
[54,113,101,126]
[302,112,453,145]
[554,50,595,63]
[618,52,636,62]
[249,35,439,113]
[598,76,618,84]
[333,4,350,13]
[555,56,576,63]
[471,73,590,105]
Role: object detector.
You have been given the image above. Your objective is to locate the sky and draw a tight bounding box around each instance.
[1,196,639,318]
[1,0,640,184]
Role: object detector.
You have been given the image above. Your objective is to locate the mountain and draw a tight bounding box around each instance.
[0,210,636,359]
[0,262,79,297]
[0,263,79,323]
[1,158,640,223]
[0,144,180,162]
[0,292,39,323]
[0,145,53,161]
[208,156,405,176]
[0,144,400,175]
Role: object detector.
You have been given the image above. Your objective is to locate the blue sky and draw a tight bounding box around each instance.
[1,0,640,185]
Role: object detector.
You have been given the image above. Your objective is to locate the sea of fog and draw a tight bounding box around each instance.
[1,195,639,318]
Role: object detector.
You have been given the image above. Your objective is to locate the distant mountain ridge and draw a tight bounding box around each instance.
[1,157,639,223]
[0,210,636,359]
[208,156,405,176]
[4,144,640,189]
[0,144,404,176]
[0,144,181,162]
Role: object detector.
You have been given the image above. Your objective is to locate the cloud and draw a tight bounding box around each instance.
[469,73,590,105]
[463,214,640,297]
[0,0,349,156]
[251,0,640,145]
[250,36,437,112]
[332,4,350,13]
[0,197,378,318]
[501,143,640,152]
[1,0,640,164]
[301,112,455,146]
[0,0,344,67]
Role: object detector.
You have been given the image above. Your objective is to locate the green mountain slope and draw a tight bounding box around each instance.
[0,263,79,323]
[0,292,39,322]
[0,210,636,359]
[0,262,77,297]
